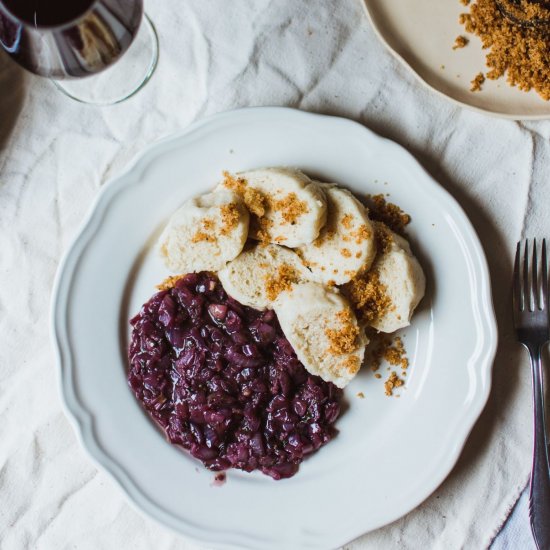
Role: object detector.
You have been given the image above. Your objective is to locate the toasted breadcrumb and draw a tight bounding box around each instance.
[244,188,266,217]
[384,337,409,370]
[460,0,550,101]
[341,248,352,258]
[273,192,309,224]
[222,172,310,244]
[453,35,469,49]
[342,271,392,325]
[352,224,372,245]
[302,259,318,268]
[384,371,404,396]
[479,0,550,24]
[374,222,394,254]
[256,217,274,245]
[325,309,360,355]
[365,329,409,372]
[220,203,241,236]
[511,0,550,20]
[191,230,215,243]
[202,218,215,231]
[342,355,361,374]
[222,171,245,193]
[222,171,266,217]
[363,333,409,396]
[341,214,354,230]
[264,264,300,301]
[470,72,485,92]
[356,392,365,399]
[368,194,411,234]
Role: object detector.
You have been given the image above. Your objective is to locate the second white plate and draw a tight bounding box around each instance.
[52,107,497,549]
[363,0,550,120]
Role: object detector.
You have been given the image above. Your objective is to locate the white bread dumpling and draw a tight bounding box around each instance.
[298,184,377,285]
[218,243,313,311]
[369,227,425,333]
[158,190,249,273]
[218,168,327,247]
[274,282,367,388]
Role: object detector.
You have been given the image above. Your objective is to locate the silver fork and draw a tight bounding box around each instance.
[513,239,550,550]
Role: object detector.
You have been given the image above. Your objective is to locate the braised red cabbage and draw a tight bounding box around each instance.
[128,272,342,480]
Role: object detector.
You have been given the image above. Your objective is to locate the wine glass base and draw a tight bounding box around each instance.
[52,13,159,106]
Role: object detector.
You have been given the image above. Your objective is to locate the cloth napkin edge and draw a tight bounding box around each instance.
[485,475,530,549]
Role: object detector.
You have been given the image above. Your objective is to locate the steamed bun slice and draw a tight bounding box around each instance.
[218,243,313,310]
[158,190,249,273]
[298,184,377,285]
[343,223,425,333]
[218,168,327,247]
[274,282,367,388]
[371,229,425,332]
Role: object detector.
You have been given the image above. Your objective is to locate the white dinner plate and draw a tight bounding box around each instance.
[363,0,550,120]
[51,107,497,550]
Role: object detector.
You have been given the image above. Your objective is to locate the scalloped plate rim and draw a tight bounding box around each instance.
[50,107,497,549]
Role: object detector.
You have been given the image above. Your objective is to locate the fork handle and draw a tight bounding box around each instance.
[528,344,550,550]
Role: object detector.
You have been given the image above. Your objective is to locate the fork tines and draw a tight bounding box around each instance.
[514,238,548,314]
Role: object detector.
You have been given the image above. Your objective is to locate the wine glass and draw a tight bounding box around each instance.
[0,0,159,105]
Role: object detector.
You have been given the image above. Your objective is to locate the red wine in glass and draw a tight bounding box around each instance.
[0,0,144,78]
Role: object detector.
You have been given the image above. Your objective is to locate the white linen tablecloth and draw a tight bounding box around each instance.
[1,1,548,548]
